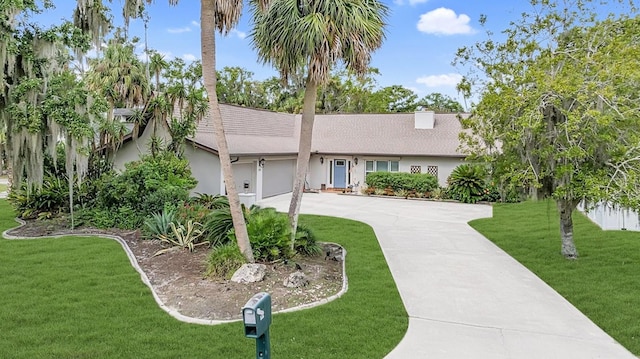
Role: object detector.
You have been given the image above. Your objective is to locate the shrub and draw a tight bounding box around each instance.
[231,207,293,262]
[176,201,209,223]
[8,175,68,219]
[94,151,197,228]
[295,224,322,256]
[366,172,438,193]
[205,243,246,279]
[79,206,140,229]
[431,187,449,200]
[447,164,486,203]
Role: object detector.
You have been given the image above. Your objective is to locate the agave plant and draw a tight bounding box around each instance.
[144,208,177,239]
[154,220,206,256]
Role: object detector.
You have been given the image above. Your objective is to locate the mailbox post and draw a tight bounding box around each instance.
[242,292,272,359]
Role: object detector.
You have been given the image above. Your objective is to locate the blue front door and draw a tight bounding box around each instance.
[334,159,347,188]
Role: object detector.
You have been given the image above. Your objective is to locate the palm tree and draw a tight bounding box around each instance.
[149,50,168,91]
[251,0,388,246]
[199,0,269,263]
[75,0,271,263]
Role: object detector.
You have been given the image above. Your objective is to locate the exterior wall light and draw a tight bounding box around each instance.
[320,156,324,164]
[259,158,265,168]
[354,157,358,165]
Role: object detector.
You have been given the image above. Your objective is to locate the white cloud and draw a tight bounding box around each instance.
[416,73,463,87]
[182,53,198,61]
[417,8,474,35]
[230,29,247,39]
[167,27,191,34]
[191,20,200,27]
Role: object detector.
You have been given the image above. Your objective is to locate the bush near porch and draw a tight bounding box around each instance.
[365,172,438,195]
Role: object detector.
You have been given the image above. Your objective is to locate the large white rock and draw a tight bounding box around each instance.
[230,263,266,283]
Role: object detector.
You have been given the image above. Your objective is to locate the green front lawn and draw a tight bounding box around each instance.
[470,200,640,355]
[0,200,407,358]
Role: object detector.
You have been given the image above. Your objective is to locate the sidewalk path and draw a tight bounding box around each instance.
[258,193,635,359]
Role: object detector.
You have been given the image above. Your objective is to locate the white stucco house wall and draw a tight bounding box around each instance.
[115,104,468,202]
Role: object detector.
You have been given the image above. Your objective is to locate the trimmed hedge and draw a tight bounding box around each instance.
[366,172,438,193]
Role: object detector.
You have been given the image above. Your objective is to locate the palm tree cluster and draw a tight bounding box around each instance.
[1,0,388,262]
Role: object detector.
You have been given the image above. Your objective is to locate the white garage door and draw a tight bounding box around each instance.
[262,159,295,198]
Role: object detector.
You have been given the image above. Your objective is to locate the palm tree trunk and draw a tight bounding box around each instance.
[557,199,579,259]
[288,77,318,249]
[201,1,254,263]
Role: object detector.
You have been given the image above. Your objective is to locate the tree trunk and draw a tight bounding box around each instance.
[201,1,254,263]
[288,77,318,249]
[557,199,578,259]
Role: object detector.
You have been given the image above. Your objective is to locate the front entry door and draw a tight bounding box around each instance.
[333,159,347,188]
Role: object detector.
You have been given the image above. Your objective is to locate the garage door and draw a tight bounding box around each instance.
[262,159,295,198]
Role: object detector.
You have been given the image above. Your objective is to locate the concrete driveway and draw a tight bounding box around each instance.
[258,193,635,359]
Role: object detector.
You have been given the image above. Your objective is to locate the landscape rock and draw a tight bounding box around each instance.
[231,263,266,283]
[324,244,344,262]
[283,270,309,288]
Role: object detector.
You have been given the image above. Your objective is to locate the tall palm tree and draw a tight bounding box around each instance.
[251,0,388,246]
[148,51,168,91]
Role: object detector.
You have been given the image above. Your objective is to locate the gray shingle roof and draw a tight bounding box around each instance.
[312,113,467,157]
[190,104,300,155]
[189,104,467,157]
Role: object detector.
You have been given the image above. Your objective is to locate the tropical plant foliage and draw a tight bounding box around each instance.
[251,0,389,249]
[144,207,177,239]
[155,220,206,256]
[231,207,293,262]
[446,164,487,204]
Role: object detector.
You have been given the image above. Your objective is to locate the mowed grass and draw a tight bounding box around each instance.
[0,200,407,359]
[469,200,640,355]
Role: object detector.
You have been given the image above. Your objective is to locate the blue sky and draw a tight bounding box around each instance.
[38,1,631,106]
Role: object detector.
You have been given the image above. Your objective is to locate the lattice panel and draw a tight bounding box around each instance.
[410,165,421,174]
[427,165,438,177]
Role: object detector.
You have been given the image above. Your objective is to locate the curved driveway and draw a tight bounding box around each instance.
[258,193,634,358]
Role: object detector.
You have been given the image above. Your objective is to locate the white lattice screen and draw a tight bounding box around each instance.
[427,165,438,177]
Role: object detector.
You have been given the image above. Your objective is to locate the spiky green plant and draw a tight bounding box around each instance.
[154,220,206,256]
[447,164,487,204]
[144,208,177,239]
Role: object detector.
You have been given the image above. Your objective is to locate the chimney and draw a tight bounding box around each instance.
[415,110,435,129]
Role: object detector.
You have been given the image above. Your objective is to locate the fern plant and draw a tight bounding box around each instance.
[447,164,487,204]
[155,220,206,256]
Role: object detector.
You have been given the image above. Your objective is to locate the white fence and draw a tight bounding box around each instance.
[579,202,640,231]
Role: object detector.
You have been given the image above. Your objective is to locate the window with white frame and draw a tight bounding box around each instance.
[365,160,400,175]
